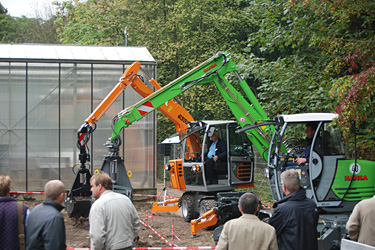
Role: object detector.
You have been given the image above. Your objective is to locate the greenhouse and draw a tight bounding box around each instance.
[0,44,157,192]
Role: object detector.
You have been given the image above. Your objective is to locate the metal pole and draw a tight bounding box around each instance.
[124,26,128,46]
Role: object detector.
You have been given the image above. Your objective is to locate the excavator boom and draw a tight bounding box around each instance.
[111,53,272,159]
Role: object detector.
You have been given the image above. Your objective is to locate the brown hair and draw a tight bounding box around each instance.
[90,172,113,191]
[239,192,259,214]
[0,175,11,196]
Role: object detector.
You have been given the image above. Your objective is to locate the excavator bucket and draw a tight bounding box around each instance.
[65,166,92,217]
[65,198,92,217]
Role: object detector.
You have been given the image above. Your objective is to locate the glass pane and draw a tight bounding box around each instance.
[229,124,253,157]
[60,63,92,188]
[0,62,27,190]
[0,61,156,192]
[91,64,156,189]
[27,63,59,191]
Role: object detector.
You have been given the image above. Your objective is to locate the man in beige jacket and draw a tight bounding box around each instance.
[346,194,375,246]
[216,192,278,250]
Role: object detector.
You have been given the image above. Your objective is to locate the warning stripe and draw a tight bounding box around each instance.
[138,101,154,116]
[10,191,45,194]
[133,247,216,249]
[140,219,177,247]
[10,192,175,198]
[133,194,176,199]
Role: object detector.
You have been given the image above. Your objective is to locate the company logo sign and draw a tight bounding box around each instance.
[345,163,368,181]
[203,63,217,73]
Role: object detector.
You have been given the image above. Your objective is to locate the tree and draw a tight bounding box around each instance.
[0,2,7,14]
[56,0,256,141]
[0,1,60,44]
[238,0,374,159]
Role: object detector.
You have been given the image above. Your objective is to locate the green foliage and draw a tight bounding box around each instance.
[55,0,375,159]
[330,68,375,160]
[237,0,335,119]
[307,0,375,159]
[237,0,374,159]
[0,14,59,44]
[57,0,255,140]
[238,169,274,205]
[0,3,7,14]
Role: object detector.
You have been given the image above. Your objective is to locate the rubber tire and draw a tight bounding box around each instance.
[181,193,199,222]
[199,199,218,230]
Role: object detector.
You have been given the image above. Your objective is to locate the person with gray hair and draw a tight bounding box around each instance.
[216,192,278,250]
[269,169,318,250]
[26,180,66,250]
[0,175,29,250]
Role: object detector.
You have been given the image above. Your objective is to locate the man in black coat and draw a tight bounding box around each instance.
[204,131,227,184]
[269,169,318,250]
[26,180,66,250]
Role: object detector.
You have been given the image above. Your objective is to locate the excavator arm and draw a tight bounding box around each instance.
[68,60,201,216]
[66,62,142,217]
[109,53,272,160]
[68,53,274,223]
[103,53,275,227]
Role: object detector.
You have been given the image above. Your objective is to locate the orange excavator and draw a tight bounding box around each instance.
[65,61,201,217]
[67,53,271,237]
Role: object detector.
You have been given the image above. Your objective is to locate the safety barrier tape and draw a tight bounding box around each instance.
[66,247,215,250]
[171,220,181,242]
[140,219,178,247]
[133,194,176,199]
[10,191,175,198]
[10,191,45,194]
[133,247,216,249]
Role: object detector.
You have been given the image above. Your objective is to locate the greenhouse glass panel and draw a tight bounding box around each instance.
[60,63,92,186]
[0,62,27,190]
[0,45,156,192]
[27,63,60,191]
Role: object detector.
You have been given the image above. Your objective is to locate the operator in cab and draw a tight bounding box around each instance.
[204,131,227,184]
[286,122,318,170]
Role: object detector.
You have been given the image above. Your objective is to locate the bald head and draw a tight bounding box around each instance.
[44,180,65,202]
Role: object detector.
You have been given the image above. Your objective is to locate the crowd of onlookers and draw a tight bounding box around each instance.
[0,173,140,250]
[216,169,375,250]
[0,168,374,250]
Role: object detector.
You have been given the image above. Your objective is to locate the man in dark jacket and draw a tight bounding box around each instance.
[269,169,318,250]
[204,131,227,184]
[26,180,66,250]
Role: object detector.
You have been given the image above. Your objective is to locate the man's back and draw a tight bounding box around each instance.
[269,189,318,250]
[26,200,66,250]
[89,191,141,250]
[216,214,278,250]
[347,196,375,246]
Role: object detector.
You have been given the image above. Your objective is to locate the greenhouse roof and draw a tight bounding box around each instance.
[0,44,156,64]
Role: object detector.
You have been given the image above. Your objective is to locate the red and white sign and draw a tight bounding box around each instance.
[138,101,154,116]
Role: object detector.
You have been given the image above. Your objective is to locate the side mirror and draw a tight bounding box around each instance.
[207,127,215,137]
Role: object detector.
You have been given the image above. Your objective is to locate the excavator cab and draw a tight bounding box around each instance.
[266,113,375,213]
[165,120,255,222]
[176,121,254,192]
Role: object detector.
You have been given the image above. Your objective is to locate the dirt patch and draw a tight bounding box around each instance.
[24,183,215,248]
